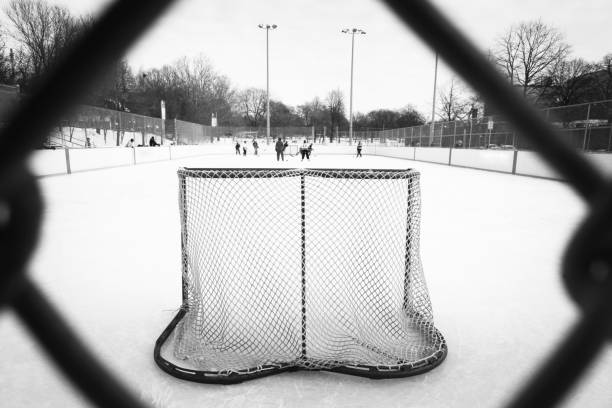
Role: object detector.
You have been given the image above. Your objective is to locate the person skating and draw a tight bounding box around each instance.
[275,137,285,161]
[356,141,363,157]
[300,140,310,161]
[235,141,241,155]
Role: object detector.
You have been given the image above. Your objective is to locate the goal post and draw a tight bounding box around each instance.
[155,168,447,383]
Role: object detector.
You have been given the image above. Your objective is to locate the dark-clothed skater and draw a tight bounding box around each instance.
[275,138,285,161]
[356,141,363,157]
[235,141,241,155]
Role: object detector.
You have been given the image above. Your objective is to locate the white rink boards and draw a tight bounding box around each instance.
[1,154,611,408]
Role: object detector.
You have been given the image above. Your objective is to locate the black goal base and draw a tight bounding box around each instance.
[154,309,448,385]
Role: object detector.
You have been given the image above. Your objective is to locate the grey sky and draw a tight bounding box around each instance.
[6,0,612,116]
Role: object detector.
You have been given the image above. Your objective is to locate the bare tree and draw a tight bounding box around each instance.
[437,78,469,122]
[326,89,346,140]
[169,56,234,124]
[297,97,326,126]
[365,109,399,129]
[544,58,595,106]
[494,20,570,99]
[237,88,266,126]
[494,36,520,86]
[581,54,612,124]
[0,31,12,83]
[130,56,235,124]
[95,60,135,111]
[587,54,612,102]
[353,106,425,131]
[5,0,89,87]
[269,100,302,127]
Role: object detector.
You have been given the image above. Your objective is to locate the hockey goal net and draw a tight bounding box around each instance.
[155,168,447,383]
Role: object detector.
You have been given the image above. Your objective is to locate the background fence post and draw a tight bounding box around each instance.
[468,118,473,148]
[582,103,591,151]
[64,147,71,174]
[116,112,122,146]
[141,116,146,146]
[174,118,178,145]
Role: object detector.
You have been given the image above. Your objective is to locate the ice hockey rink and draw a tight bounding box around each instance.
[1,152,611,407]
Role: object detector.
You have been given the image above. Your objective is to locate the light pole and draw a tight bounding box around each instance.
[430,53,439,146]
[258,24,277,143]
[342,28,366,143]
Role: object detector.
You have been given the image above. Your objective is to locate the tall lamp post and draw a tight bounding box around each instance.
[430,53,439,146]
[258,24,277,143]
[342,28,366,143]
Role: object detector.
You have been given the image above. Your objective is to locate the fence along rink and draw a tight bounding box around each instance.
[154,168,447,383]
[27,88,611,152]
[170,120,313,145]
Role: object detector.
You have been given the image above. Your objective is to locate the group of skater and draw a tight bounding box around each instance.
[234,138,364,160]
[125,136,161,148]
[235,139,260,156]
[234,138,313,161]
[275,138,313,161]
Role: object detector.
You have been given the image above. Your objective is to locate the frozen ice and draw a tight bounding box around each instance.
[1,152,611,407]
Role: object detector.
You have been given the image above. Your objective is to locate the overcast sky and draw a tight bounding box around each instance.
[5,0,612,116]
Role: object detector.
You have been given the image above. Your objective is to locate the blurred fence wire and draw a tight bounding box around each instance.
[0,0,611,407]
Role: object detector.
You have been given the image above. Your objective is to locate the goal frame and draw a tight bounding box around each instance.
[154,168,447,384]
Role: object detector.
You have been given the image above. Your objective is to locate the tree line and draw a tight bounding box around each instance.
[0,0,427,132]
[437,20,612,122]
[2,1,611,130]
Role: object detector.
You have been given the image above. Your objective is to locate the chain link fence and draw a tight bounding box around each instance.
[1,82,609,153]
[43,104,313,148]
[166,121,313,145]
[346,100,612,152]
[51,105,165,148]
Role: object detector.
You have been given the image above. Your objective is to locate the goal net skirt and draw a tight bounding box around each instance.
[155,168,447,384]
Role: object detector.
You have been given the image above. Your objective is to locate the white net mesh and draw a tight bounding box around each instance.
[157,168,446,381]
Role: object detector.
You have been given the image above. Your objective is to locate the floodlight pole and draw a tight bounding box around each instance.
[258,24,277,143]
[342,28,366,143]
[430,53,439,146]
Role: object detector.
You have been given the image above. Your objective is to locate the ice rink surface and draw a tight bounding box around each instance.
[2,152,611,407]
